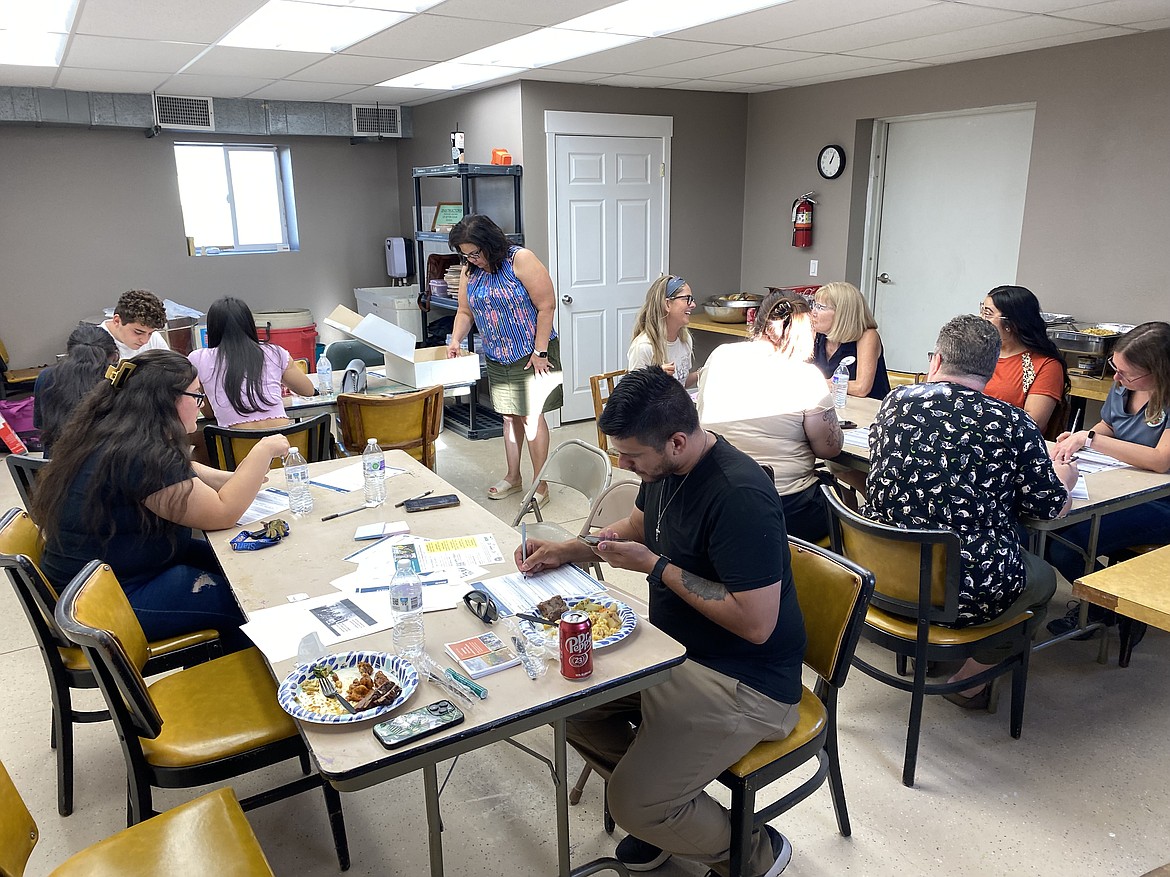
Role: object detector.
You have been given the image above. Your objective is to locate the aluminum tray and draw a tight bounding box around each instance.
[1048,323,1132,355]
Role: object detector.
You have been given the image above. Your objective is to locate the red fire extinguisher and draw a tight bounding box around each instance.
[791,193,816,248]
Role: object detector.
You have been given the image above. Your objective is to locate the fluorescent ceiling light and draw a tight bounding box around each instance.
[459,28,640,69]
[220,0,409,53]
[0,0,76,66]
[565,0,791,38]
[380,61,524,90]
[0,30,67,67]
[309,0,444,12]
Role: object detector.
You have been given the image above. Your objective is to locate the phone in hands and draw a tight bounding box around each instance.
[578,534,629,547]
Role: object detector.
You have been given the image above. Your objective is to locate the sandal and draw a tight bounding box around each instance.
[533,490,550,509]
[487,479,521,500]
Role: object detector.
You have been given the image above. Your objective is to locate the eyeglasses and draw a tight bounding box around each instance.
[462,589,499,624]
[978,305,1000,320]
[459,248,483,264]
[182,391,207,405]
[810,302,834,313]
[1108,356,1149,382]
[667,293,695,305]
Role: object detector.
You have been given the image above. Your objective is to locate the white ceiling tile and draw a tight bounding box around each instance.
[1057,0,1170,25]
[594,73,694,88]
[182,46,328,78]
[857,12,1103,59]
[522,68,612,83]
[244,80,357,101]
[0,64,58,88]
[954,0,1094,10]
[75,0,266,43]
[667,0,938,45]
[54,67,171,93]
[345,14,537,62]
[62,35,205,72]
[425,0,618,26]
[288,54,427,84]
[155,72,278,98]
[710,53,893,83]
[636,46,813,78]
[331,84,450,103]
[919,24,1138,61]
[542,37,734,74]
[779,59,931,85]
[665,78,758,91]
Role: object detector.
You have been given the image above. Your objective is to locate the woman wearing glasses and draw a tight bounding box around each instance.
[1047,322,1170,641]
[32,350,289,652]
[810,281,891,400]
[447,214,562,504]
[188,296,317,429]
[626,275,698,387]
[697,292,843,541]
[979,285,1070,438]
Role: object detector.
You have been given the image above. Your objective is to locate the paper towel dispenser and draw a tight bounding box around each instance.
[386,237,414,278]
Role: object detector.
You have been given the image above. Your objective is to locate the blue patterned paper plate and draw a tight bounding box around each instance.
[278,651,418,724]
[520,595,637,651]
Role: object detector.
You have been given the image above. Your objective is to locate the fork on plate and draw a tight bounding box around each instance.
[317,673,357,714]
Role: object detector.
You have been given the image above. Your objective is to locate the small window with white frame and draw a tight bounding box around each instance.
[173,142,299,255]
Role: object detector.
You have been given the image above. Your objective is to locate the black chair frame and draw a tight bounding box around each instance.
[204,412,334,471]
[6,453,48,509]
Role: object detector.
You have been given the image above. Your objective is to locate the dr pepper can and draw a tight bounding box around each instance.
[559,611,593,679]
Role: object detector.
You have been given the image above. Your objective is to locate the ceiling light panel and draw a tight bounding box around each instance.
[220,0,410,53]
[309,0,444,12]
[458,27,640,68]
[563,0,792,39]
[380,60,524,89]
[0,31,67,66]
[0,0,76,32]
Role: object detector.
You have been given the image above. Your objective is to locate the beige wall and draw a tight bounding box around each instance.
[740,29,1170,326]
[1,126,400,365]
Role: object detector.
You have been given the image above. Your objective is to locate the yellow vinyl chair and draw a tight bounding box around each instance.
[588,369,626,458]
[0,337,46,400]
[54,560,349,869]
[886,370,925,388]
[204,412,334,471]
[0,508,218,817]
[336,386,443,471]
[0,759,274,877]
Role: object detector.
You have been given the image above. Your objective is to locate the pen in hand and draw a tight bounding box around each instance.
[520,522,528,579]
[394,489,433,508]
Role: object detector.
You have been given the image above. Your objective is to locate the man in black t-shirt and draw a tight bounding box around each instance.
[518,367,805,877]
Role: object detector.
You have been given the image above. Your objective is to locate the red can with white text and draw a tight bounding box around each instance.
[559,611,593,680]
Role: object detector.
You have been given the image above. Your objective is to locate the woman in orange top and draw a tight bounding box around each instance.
[980,285,1070,436]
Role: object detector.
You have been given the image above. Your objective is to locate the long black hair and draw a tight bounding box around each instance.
[987,285,1071,395]
[205,296,277,415]
[33,350,196,552]
[448,214,511,274]
[38,323,117,455]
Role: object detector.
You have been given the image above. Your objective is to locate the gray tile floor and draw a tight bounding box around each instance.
[2,420,1167,876]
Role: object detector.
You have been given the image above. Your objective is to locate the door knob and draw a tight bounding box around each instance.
[877,273,892,284]
[561,295,573,304]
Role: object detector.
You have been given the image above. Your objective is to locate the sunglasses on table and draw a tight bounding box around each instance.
[463,589,500,624]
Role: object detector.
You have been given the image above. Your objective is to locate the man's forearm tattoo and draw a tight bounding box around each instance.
[679,569,728,602]
[823,407,844,449]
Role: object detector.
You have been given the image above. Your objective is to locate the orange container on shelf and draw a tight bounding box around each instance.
[490,148,512,165]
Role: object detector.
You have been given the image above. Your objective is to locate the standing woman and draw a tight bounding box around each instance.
[811,281,891,400]
[33,323,118,458]
[980,285,1070,437]
[32,351,290,652]
[447,215,563,504]
[627,275,697,387]
[698,292,843,542]
[188,296,317,428]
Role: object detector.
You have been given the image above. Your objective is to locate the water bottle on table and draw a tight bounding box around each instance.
[362,438,386,505]
[316,353,332,397]
[390,558,425,661]
[284,447,313,516]
[831,362,850,410]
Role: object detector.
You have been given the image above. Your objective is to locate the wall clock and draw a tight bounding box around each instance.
[818,144,846,180]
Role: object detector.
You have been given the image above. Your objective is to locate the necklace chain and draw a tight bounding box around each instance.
[655,432,711,543]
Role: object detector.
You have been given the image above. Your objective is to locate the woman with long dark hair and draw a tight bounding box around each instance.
[32,350,290,651]
[188,296,316,428]
[980,285,1071,437]
[33,323,118,457]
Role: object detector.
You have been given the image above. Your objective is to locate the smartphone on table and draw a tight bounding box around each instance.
[373,700,465,749]
[403,494,460,513]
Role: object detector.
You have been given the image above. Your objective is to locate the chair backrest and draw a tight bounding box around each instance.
[583,480,640,537]
[588,369,626,455]
[203,413,334,471]
[0,508,75,657]
[1043,393,1072,442]
[789,537,875,690]
[887,370,925,388]
[0,759,38,877]
[55,561,164,742]
[324,339,384,371]
[5,455,48,510]
[542,439,612,498]
[335,386,444,468]
[821,484,963,625]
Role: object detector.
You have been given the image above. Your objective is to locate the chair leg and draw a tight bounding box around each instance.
[825,731,851,837]
[902,676,926,787]
[603,780,615,835]
[726,782,754,877]
[48,684,74,816]
[322,782,350,871]
[1009,650,1030,740]
[570,763,591,805]
[126,773,154,826]
[299,750,311,775]
[895,654,909,677]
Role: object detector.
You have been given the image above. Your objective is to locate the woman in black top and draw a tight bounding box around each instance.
[32,323,117,457]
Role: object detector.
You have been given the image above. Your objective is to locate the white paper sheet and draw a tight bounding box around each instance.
[843,427,870,448]
[236,488,291,526]
[1071,475,1090,500]
[240,591,393,663]
[1072,448,1130,475]
[476,566,605,616]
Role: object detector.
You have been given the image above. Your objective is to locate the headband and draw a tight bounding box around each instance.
[665,276,688,298]
[105,361,137,389]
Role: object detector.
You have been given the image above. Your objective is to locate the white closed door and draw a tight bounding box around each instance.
[554,134,665,421]
[870,107,1035,371]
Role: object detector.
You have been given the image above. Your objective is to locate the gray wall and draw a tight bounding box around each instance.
[740,29,1170,325]
[1,126,401,364]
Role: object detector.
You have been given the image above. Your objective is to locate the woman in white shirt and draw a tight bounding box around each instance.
[627,275,697,387]
[698,292,844,542]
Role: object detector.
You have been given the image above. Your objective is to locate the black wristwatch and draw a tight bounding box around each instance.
[648,555,671,586]
[534,350,549,359]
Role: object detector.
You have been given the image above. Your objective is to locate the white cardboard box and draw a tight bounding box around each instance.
[354,286,421,330]
[324,305,480,390]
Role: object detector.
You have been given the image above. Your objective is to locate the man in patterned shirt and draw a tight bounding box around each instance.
[866,314,1077,708]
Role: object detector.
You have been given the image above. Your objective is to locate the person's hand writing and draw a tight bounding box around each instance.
[1052,430,1089,465]
[514,537,566,575]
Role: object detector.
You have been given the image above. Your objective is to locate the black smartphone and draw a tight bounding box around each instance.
[577,534,629,546]
[373,700,465,749]
[404,493,460,513]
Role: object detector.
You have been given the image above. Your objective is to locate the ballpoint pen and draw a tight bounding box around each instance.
[394,489,433,508]
[320,503,374,522]
[520,522,528,578]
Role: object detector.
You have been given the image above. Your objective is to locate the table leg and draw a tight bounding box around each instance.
[555,718,571,877]
[1081,514,1111,664]
[423,762,445,877]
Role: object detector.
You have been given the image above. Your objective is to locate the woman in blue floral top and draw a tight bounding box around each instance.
[447,215,563,505]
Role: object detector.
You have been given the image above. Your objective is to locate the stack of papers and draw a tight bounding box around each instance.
[1072,448,1130,475]
[842,427,870,449]
[476,566,606,617]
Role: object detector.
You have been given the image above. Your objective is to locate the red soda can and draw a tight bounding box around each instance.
[559,611,593,680]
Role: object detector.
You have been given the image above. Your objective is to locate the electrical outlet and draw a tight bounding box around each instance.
[809,260,818,277]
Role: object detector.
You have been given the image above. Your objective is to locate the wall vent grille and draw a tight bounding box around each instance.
[352,104,401,137]
[154,95,214,130]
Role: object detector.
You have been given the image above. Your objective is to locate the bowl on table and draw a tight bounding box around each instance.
[702,293,763,324]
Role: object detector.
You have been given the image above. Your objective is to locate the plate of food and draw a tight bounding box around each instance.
[518,594,637,650]
[278,650,418,724]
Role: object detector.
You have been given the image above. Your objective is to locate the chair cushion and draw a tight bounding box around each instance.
[49,787,274,877]
[723,687,825,778]
[142,648,298,768]
[146,629,219,660]
[60,645,90,673]
[866,606,1032,643]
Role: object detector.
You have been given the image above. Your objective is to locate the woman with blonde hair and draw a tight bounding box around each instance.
[627,275,697,386]
[811,281,891,400]
[698,292,843,541]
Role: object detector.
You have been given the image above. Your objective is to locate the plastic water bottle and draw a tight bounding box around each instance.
[284,448,313,516]
[316,353,332,396]
[832,363,849,410]
[390,558,425,661]
[362,438,386,505]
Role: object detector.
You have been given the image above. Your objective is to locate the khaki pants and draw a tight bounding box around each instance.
[567,660,799,877]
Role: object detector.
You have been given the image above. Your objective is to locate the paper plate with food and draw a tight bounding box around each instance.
[278,650,418,724]
[519,594,637,650]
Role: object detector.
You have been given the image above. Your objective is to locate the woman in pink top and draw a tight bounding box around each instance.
[188,297,316,428]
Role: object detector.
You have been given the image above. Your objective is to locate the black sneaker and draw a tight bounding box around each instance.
[615,835,671,871]
[702,824,792,877]
[1046,601,1116,640]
